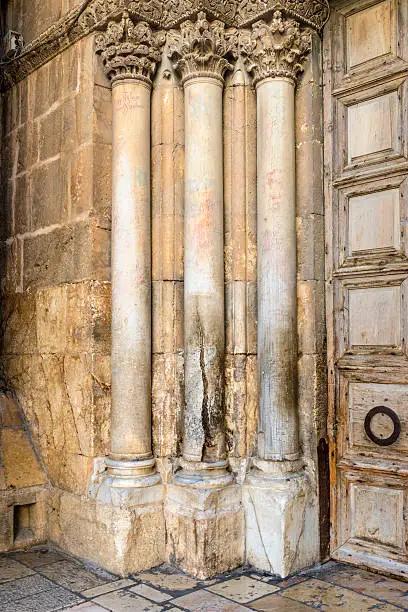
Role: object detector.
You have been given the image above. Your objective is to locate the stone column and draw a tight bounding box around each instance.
[167,12,237,487]
[164,13,244,578]
[93,13,165,497]
[241,11,316,577]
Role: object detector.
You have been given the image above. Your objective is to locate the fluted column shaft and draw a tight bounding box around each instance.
[257,77,298,460]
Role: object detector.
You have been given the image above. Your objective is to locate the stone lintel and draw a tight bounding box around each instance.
[165,483,244,578]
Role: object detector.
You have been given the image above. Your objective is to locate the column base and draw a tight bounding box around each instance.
[49,486,165,576]
[91,457,161,506]
[173,459,234,489]
[165,481,244,579]
[243,459,319,578]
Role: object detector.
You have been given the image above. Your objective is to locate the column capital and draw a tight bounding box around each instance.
[167,11,238,85]
[95,11,165,85]
[240,10,311,87]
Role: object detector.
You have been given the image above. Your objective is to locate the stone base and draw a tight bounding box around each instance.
[243,464,319,577]
[165,483,244,579]
[48,486,165,576]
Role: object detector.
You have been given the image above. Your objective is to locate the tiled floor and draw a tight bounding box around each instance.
[1,546,408,611]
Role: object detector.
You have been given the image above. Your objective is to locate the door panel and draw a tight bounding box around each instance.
[324,0,408,578]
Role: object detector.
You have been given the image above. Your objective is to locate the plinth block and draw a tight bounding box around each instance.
[244,467,319,577]
[165,483,244,579]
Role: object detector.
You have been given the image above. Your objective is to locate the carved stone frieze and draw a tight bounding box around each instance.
[95,11,165,83]
[0,0,329,91]
[167,11,238,83]
[78,0,163,30]
[236,0,329,30]
[240,10,311,85]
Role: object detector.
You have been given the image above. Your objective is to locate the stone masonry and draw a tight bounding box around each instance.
[0,0,329,579]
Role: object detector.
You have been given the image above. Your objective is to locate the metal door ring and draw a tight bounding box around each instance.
[364,406,401,447]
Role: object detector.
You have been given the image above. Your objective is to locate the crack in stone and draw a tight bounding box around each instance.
[198,316,209,462]
[248,489,273,573]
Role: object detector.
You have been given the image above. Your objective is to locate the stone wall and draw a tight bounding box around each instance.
[0,1,328,575]
[1,34,112,499]
[6,0,82,45]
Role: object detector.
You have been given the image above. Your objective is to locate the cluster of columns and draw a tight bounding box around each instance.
[93,10,312,500]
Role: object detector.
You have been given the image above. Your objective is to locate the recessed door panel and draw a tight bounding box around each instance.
[325,0,408,578]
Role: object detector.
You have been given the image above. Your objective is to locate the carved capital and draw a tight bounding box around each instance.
[167,11,238,84]
[95,11,165,84]
[240,10,311,86]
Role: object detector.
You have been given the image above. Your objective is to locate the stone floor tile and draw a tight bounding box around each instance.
[172,589,251,611]
[249,574,279,584]
[0,573,56,605]
[0,587,82,611]
[12,587,82,611]
[207,576,279,603]
[136,571,200,594]
[0,557,35,582]
[81,578,135,598]
[282,578,403,611]
[277,575,310,588]
[251,593,314,611]
[65,604,108,611]
[130,583,173,602]
[94,589,165,611]
[10,548,68,568]
[39,560,108,592]
[315,564,408,609]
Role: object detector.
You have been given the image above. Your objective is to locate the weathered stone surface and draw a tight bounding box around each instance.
[225,281,257,356]
[152,353,183,458]
[1,292,37,355]
[151,59,184,283]
[244,472,319,577]
[297,280,325,356]
[153,281,183,354]
[38,107,62,161]
[46,451,94,495]
[223,77,257,284]
[2,429,46,489]
[49,488,165,576]
[165,484,244,579]
[0,239,22,293]
[14,173,29,235]
[225,354,257,459]
[0,394,23,428]
[2,347,110,494]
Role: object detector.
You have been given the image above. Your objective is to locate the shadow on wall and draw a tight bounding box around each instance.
[0,389,48,552]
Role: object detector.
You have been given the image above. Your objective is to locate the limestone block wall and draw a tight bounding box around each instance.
[1,35,112,499]
[0,2,328,572]
[0,391,47,552]
[296,34,329,558]
[6,0,83,45]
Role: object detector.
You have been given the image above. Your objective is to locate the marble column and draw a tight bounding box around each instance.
[164,13,244,579]
[257,75,299,462]
[94,13,165,497]
[241,11,316,577]
[168,12,238,487]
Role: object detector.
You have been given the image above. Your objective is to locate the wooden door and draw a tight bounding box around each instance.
[324,0,408,578]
